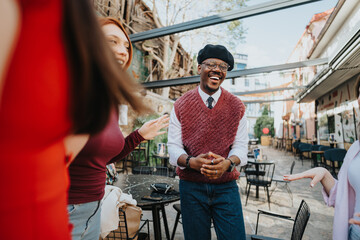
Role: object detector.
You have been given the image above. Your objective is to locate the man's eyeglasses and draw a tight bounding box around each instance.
[201,62,229,72]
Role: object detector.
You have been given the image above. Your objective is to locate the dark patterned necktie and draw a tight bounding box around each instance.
[207,96,214,109]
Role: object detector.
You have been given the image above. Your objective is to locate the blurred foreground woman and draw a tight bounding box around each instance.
[0,1,146,239]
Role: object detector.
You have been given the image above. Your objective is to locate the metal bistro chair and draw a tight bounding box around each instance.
[170,203,182,240]
[243,162,265,191]
[323,148,347,179]
[132,166,170,177]
[116,154,135,174]
[292,141,301,159]
[104,208,150,240]
[318,145,331,167]
[245,162,275,209]
[131,141,150,174]
[298,143,312,166]
[270,161,296,206]
[250,200,310,240]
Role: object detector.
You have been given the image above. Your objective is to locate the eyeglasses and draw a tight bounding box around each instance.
[201,62,229,72]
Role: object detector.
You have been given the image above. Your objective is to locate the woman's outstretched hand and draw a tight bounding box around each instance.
[284,167,335,195]
[284,167,327,187]
[138,114,169,140]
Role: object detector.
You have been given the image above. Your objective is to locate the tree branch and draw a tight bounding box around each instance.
[142,42,165,68]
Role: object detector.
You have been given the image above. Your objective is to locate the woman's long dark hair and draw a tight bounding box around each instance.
[62,0,148,134]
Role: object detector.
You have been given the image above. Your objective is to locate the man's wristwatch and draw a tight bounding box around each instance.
[186,155,193,169]
[226,158,236,172]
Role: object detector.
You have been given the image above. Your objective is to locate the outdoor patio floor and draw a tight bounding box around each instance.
[140,145,334,240]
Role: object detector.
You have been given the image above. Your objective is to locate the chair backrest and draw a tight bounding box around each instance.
[310,144,322,151]
[289,161,296,175]
[263,163,275,184]
[247,163,275,186]
[136,166,153,175]
[292,141,300,149]
[133,166,170,177]
[152,166,170,177]
[319,145,331,152]
[291,200,310,240]
[323,148,347,162]
[298,143,312,152]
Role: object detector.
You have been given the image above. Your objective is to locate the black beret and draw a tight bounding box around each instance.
[197,44,234,71]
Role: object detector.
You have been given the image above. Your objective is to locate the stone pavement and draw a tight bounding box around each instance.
[141,145,334,239]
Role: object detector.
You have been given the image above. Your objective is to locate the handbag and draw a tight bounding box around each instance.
[102,203,142,240]
[150,183,174,194]
[119,204,142,240]
[150,183,179,195]
[101,186,142,240]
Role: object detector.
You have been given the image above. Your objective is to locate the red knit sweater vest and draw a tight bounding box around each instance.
[174,87,245,183]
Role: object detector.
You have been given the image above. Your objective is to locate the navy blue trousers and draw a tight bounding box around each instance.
[180,180,246,240]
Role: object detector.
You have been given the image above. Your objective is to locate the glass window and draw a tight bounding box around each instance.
[342,109,356,143]
[318,112,329,141]
[245,79,249,87]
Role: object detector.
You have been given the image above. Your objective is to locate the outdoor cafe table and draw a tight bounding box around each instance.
[114,174,180,240]
[246,159,275,198]
[311,150,324,167]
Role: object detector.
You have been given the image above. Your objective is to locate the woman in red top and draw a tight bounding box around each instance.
[0,1,148,239]
[67,17,169,240]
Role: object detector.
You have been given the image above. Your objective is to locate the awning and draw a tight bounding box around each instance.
[297,27,360,103]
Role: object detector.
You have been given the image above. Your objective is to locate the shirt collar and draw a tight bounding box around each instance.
[198,87,221,105]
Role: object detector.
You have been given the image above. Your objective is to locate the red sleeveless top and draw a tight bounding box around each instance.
[0,0,72,239]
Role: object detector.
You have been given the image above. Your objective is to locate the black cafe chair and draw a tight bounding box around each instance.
[292,141,301,158]
[250,200,310,240]
[323,148,347,179]
[298,143,312,165]
[132,166,171,177]
[270,161,295,206]
[245,162,275,209]
[171,203,182,240]
[318,145,331,167]
[132,166,153,175]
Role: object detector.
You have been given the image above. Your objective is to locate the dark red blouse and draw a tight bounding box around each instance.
[68,111,144,204]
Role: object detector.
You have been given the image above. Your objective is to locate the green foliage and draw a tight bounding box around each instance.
[210,0,248,50]
[262,105,269,116]
[133,114,160,130]
[254,106,274,139]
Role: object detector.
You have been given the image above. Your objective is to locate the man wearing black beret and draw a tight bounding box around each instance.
[168,44,248,239]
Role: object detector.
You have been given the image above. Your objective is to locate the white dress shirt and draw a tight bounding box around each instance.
[167,87,248,169]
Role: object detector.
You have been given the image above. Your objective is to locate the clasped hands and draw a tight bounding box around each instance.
[190,152,230,180]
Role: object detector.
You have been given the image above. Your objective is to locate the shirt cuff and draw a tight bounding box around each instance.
[168,146,186,169]
[228,149,248,166]
[133,129,145,143]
